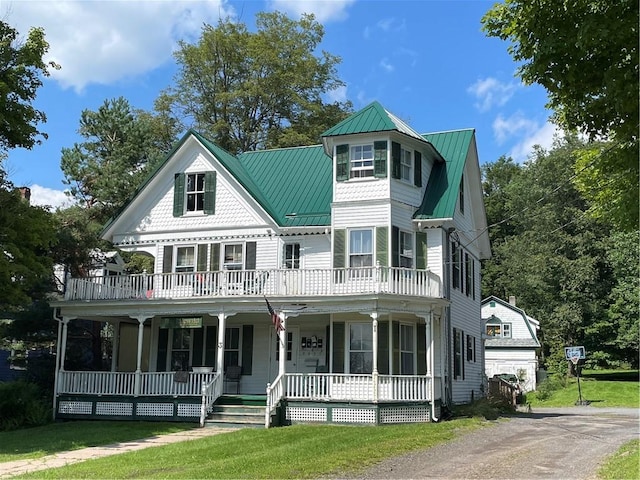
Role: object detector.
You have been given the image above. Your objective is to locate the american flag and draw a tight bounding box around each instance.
[265,296,283,333]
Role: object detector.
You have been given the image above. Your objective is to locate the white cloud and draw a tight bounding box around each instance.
[467,77,519,112]
[268,0,355,22]
[493,112,560,162]
[5,0,234,93]
[326,85,348,103]
[29,185,74,209]
[379,58,394,73]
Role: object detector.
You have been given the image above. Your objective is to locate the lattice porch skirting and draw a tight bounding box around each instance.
[56,395,201,422]
[283,400,441,426]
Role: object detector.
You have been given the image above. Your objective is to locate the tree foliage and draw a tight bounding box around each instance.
[482,0,639,230]
[0,172,56,313]
[0,21,59,152]
[163,11,351,153]
[481,137,637,370]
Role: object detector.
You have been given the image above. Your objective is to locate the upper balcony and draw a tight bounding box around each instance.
[63,266,442,302]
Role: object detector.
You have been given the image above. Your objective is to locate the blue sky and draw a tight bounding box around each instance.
[4,0,558,208]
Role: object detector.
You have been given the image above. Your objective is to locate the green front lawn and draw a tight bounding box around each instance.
[527,371,639,408]
[11,419,487,479]
[598,440,640,480]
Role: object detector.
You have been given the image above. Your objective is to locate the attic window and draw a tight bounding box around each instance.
[173,171,216,217]
[186,173,205,212]
[350,144,374,178]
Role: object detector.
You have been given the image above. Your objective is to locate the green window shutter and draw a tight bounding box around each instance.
[156,328,168,371]
[332,322,345,373]
[376,226,388,266]
[241,325,253,375]
[173,173,185,217]
[414,151,422,187]
[416,232,427,269]
[374,141,387,178]
[336,144,349,181]
[205,326,217,369]
[197,244,208,272]
[391,142,401,179]
[192,328,204,366]
[333,229,345,268]
[378,321,389,375]
[203,171,216,215]
[209,243,220,271]
[245,242,257,270]
[391,226,399,267]
[417,323,426,375]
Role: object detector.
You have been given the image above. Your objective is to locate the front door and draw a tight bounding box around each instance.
[269,326,299,379]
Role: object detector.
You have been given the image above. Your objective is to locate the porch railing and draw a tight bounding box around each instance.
[200,374,223,427]
[57,371,219,397]
[283,373,431,402]
[265,373,285,428]
[64,266,442,302]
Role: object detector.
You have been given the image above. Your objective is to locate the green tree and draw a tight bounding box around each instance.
[482,0,639,230]
[163,11,350,153]
[0,171,56,313]
[481,137,614,372]
[0,21,59,151]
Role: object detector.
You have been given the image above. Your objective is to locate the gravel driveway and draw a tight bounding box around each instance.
[338,407,639,480]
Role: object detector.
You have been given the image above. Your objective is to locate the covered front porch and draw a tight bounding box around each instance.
[52,292,447,427]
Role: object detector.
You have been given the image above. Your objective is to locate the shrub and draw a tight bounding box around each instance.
[453,397,514,421]
[0,380,52,431]
[533,375,566,401]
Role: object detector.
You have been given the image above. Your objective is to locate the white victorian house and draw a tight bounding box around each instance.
[482,296,540,392]
[52,101,491,427]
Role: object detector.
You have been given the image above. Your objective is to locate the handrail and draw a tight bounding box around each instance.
[64,267,442,301]
[199,373,222,427]
[265,373,285,428]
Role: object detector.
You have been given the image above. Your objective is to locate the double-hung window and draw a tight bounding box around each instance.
[350,144,374,178]
[186,173,206,212]
[284,243,301,269]
[349,229,373,269]
[223,244,243,270]
[400,148,412,182]
[349,323,373,374]
[399,231,413,268]
[175,246,195,272]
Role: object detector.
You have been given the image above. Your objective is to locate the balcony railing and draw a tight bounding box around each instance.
[64,267,442,301]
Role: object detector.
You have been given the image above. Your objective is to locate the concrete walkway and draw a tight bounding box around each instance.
[0,426,237,479]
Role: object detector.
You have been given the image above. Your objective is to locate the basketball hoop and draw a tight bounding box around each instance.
[570,356,580,365]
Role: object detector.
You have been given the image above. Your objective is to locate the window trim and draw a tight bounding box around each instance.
[399,230,413,268]
[400,323,415,374]
[185,173,206,213]
[348,322,373,374]
[400,147,412,182]
[223,243,244,271]
[284,243,301,269]
[349,143,375,179]
[348,228,374,269]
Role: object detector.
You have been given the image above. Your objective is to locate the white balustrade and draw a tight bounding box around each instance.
[64,267,441,301]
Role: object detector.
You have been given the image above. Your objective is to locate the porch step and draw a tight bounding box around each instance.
[205,396,267,428]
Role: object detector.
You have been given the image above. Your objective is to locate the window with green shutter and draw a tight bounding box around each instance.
[336,144,349,181]
[414,150,422,187]
[376,226,388,266]
[374,141,387,178]
[173,171,216,216]
[173,173,185,217]
[391,142,401,179]
[204,171,216,214]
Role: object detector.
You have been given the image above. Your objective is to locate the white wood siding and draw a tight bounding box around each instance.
[332,203,390,228]
[482,302,537,341]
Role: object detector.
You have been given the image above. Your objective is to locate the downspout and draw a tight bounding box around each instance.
[52,308,63,420]
[429,310,438,422]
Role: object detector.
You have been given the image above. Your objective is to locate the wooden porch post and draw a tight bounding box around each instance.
[278,312,286,377]
[59,316,72,372]
[217,313,226,376]
[370,312,379,403]
[130,315,151,396]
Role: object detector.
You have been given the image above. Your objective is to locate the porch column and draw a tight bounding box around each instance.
[130,315,151,396]
[370,312,379,403]
[217,313,226,376]
[59,316,72,372]
[278,312,287,377]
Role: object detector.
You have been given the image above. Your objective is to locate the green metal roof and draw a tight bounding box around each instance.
[239,145,332,227]
[321,101,425,143]
[413,129,475,220]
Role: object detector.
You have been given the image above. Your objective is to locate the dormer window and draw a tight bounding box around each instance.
[400,148,412,182]
[350,144,374,178]
[335,142,387,181]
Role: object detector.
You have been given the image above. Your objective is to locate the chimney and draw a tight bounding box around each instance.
[17,187,31,204]
[509,295,516,306]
